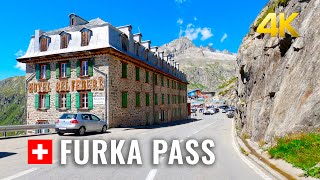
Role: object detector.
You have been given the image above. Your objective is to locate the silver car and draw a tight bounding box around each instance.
[55,113,108,136]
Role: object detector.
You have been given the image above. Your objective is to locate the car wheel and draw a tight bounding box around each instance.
[57,132,64,136]
[101,125,107,133]
[78,127,86,136]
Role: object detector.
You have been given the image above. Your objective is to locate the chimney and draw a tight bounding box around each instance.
[133,33,142,43]
[34,29,44,52]
[69,13,89,27]
[141,40,151,49]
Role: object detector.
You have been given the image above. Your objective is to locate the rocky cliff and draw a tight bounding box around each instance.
[236,0,320,142]
[160,37,236,91]
[0,76,25,125]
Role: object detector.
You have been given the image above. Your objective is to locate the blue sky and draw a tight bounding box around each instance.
[0,0,268,80]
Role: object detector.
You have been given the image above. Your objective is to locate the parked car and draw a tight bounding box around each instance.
[214,108,219,113]
[222,108,228,113]
[191,108,197,113]
[55,113,108,136]
[203,109,215,115]
[226,110,235,118]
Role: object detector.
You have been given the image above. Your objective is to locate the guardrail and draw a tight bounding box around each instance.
[0,124,55,138]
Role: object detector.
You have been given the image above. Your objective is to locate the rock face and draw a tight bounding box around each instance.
[0,76,25,125]
[236,0,320,142]
[160,37,236,91]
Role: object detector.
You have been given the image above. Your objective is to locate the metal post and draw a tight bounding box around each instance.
[3,132,6,137]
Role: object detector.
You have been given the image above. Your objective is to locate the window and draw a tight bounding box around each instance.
[145,50,149,61]
[121,34,128,51]
[154,93,158,105]
[145,70,149,83]
[91,115,101,121]
[76,92,93,110]
[135,67,140,81]
[161,94,164,105]
[81,60,89,76]
[60,62,67,78]
[81,29,91,46]
[60,93,67,109]
[154,73,158,85]
[56,93,71,110]
[60,32,70,49]
[146,93,150,106]
[40,64,47,79]
[167,79,170,88]
[39,94,46,109]
[122,62,128,78]
[168,94,170,104]
[40,36,50,52]
[135,43,139,56]
[161,76,164,86]
[70,17,75,26]
[136,92,140,107]
[81,93,88,108]
[122,92,128,108]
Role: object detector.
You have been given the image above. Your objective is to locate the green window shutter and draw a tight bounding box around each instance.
[76,93,80,109]
[56,63,60,79]
[161,76,164,86]
[136,92,140,107]
[66,93,71,110]
[34,94,39,109]
[46,64,51,79]
[67,61,71,78]
[88,59,93,77]
[45,94,50,109]
[168,94,170,104]
[55,94,59,109]
[88,92,93,110]
[153,74,157,85]
[161,94,164,105]
[122,92,128,108]
[146,93,150,106]
[76,61,80,77]
[154,93,158,105]
[135,67,140,81]
[122,63,127,78]
[145,71,149,83]
[35,64,40,80]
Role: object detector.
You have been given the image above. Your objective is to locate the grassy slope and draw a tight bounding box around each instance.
[268,133,320,178]
[0,76,25,126]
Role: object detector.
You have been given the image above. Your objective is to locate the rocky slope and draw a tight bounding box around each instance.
[0,76,25,125]
[235,0,320,142]
[159,37,236,91]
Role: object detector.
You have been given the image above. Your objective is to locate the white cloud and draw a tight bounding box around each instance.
[177,18,183,25]
[194,17,197,21]
[208,43,213,46]
[179,23,213,41]
[175,0,187,4]
[15,62,26,71]
[200,27,213,41]
[14,50,26,71]
[220,33,228,43]
[15,50,25,57]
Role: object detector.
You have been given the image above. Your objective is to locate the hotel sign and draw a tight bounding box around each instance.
[28,77,105,93]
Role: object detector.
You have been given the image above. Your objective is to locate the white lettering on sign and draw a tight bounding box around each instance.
[93,97,105,105]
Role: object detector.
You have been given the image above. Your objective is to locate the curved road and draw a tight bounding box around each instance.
[0,112,267,180]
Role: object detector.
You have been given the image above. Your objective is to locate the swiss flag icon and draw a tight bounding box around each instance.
[28,140,52,164]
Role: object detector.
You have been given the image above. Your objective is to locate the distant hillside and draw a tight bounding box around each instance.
[0,76,25,125]
[159,37,236,92]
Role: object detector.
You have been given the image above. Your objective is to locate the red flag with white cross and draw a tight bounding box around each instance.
[28,140,52,164]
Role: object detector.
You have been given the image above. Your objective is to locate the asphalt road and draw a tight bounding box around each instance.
[0,112,266,180]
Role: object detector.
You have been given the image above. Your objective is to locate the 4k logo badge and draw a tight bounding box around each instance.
[28,140,52,164]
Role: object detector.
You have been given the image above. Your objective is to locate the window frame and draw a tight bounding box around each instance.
[121,34,128,52]
[60,62,68,79]
[59,92,67,109]
[122,91,128,108]
[81,29,91,46]
[121,62,128,78]
[79,91,89,109]
[80,59,89,77]
[39,93,47,109]
[40,64,47,80]
[135,66,140,81]
[135,92,141,107]
[60,33,70,49]
[40,36,49,52]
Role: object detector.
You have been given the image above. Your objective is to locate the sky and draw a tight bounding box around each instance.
[0,0,268,80]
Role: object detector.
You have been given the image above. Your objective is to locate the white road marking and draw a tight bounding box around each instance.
[145,169,157,180]
[1,168,38,180]
[231,119,272,180]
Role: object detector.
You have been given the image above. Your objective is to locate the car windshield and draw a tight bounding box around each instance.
[60,114,77,119]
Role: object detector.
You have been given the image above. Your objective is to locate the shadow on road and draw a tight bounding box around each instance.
[122,118,202,131]
[0,152,17,159]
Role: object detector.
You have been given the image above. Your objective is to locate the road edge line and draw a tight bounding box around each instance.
[1,167,38,180]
